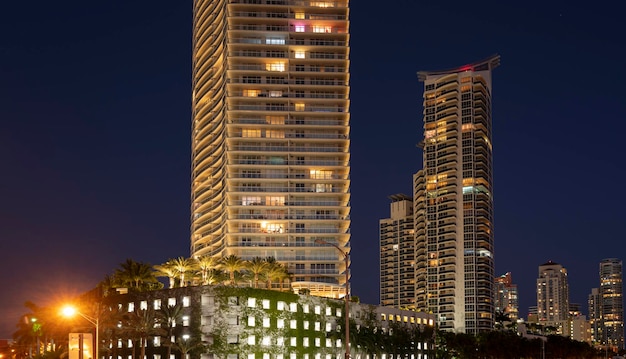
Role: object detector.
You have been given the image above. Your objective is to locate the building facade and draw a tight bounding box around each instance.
[413,56,499,333]
[599,258,624,350]
[379,194,415,309]
[536,261,569,321]
[104,286,435,359]
[589,287,602,343]
[495,272,519,321]
[190,0,351,298]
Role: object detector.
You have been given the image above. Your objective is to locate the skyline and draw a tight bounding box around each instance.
[1,0,625,338]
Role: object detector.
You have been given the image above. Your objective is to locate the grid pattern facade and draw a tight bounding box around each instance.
[536,261,569,321]
[379,194,415,309]
[599,258,624,350]
[414,56,499,333]
[190,0,351,298]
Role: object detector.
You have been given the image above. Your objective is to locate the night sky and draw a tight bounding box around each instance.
[1,0,624,338]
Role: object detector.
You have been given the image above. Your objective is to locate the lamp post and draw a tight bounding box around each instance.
[314,239,350,359]
[62,306,99,359]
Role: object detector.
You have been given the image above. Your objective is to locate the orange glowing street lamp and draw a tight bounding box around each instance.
[61,305,99,359]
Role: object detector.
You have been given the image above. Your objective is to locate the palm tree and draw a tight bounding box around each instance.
[219,255,246,285]
[154,261,178,289]
[171,337,205,359]
[122,308,164,359]
[114,259,160,291]
[171,257,196,287]
[195,256,221,285]
[264,257,290,290]
[157,304,183,359]
[246,257,268,288]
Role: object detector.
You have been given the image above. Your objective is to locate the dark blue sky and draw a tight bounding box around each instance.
[1,0,624,337]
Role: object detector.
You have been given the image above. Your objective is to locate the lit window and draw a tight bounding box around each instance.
[325,322,332,332]
[266,130,285,138]
[295,12,305,19]
[295,51,306,59]
[248,355,255,359]
[295,103,305,111]
[289,303,298,312]
[182,316,190,326]
[140,301,147,310]
[242,196,261,206]
[128,303,134,312]
[304,321,309,330]
[290,320,297,329]
[312,25,332,33]
[262,336,271,346]
[303,304,309,313]
[314,305,321,314]
[325,307,331,316]
[303,338,309,347]
[266,62,285,72]
[266,196,285,206]
[182,297,190,307]
[315,338,321,347]
[314,322,320,331]
[277,301,285,310]
[243,89,261,97]
[326,339,332,347]
[310,170,332,179]
[153,299,161,310]
[290,337,297,346]
[248,316,255,326]
[263,317,270,328]
[266,116,285,125]
[277,319,284,328]
[311,1,334,7]
[295,25,305,32]
[248,298,256,307]
[248,336,255,345]
[269,90,283,97]
[242,129,261,138]
[266,37,285,45]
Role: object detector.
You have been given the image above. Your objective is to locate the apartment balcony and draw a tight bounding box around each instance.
[230,117,346,126]
[230,213,346,220]
[228,25,347,34]
[228,159,347,166]
[229,132,348,140]
[230,92,348,99]
[229,104,346,112]
[229,38,348,46]
[228,144,345,153]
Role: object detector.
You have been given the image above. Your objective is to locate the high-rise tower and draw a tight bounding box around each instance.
[379,194,415,309]
[495,272,519,321]
[414,56,499,333]
[190,0,351,298]
[536,261,569,321]
[599,258,624,350]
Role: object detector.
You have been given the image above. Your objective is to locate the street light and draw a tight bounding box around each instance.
[61,305,99,359]
[314,238,350,359]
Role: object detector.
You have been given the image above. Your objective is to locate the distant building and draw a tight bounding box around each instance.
[495,272,519,321]
[536,261,569,321]
[589,287,602,343]
[599,258,624,350]
[379,194,415,309]
[413,55,500,334]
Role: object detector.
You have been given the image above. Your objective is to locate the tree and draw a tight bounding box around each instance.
[246,257,268,288]
[154,261,178,289]
[194,256,221,285]
[219,255,246,285]
[171,257,196,287]
[121,308,164,359]
[113,259,160,291]
[264,257,290,290]
[157,304,183,359]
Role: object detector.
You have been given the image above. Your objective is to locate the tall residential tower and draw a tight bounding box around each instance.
[379,194,415,309]
[599,258,624,350]
[414,56,499,333]
[190,0,351,298]
[536,261,569,321]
